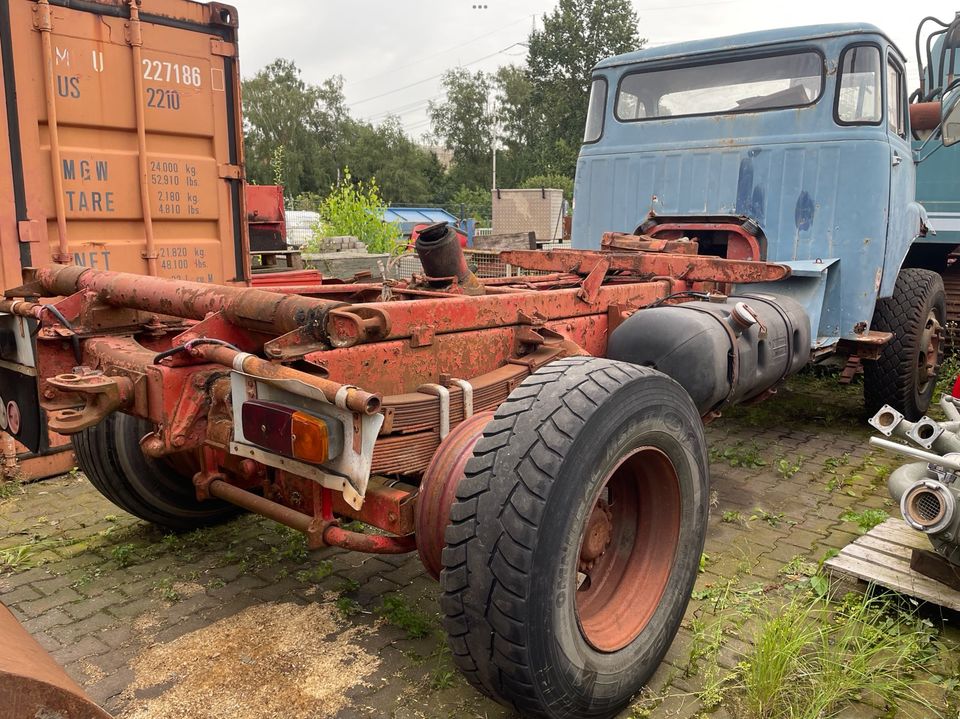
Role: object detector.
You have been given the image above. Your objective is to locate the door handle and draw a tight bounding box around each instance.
[892,152,902,166]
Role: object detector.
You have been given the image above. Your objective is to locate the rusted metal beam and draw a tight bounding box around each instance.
[324,280,671,348]
[500,250,791,284]
[32,265,347,339]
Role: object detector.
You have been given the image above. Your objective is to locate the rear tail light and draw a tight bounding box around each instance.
[241,400,342,464]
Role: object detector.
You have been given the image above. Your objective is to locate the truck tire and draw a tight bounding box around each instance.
[864,268,945,421]
[439,357,709,719]
[73,412,239,531]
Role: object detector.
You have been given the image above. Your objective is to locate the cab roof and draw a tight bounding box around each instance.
[595,23,904,70]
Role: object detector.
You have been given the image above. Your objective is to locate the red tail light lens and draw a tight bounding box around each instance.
[241,401,338,465]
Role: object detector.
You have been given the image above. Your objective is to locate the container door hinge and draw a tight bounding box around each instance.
[218,164,243,180]
[210,38,237,57]
[18,220,46,244]
[32,1,53,31]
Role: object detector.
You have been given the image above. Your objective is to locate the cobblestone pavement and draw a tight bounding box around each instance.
[1,372,959,718]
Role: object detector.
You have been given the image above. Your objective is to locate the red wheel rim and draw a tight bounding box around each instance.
[575,446,682,653]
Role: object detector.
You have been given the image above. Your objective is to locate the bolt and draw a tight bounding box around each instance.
[193,376,206,389]
[173,435,187,448]
[42,389,55,400]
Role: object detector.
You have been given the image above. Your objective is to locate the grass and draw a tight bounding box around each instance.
[710,442,767,469]
[295,560,333,584]
[721,510,746,525]
[378,594,435,639]
[840,508,888,534]
[749,509,786,528]
[735,593,939,719]
[0,480,23,500]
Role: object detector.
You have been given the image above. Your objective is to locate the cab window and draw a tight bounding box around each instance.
[886,59,906,137]
[584,78,608,143]
[836,44,882,125]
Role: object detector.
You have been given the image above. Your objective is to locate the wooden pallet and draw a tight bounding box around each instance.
[824,518,960,610]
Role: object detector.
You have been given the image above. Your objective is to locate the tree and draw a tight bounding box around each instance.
[339,118,444,205]
[242,60,346,196]
[525,0,643,175]
[429,69,495,189]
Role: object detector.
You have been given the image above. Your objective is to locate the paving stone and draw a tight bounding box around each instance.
[16,586,83,618]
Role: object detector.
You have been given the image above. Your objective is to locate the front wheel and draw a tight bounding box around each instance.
[864,268,945,421]
[439,357,709,719]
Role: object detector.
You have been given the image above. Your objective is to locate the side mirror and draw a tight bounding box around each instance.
[942,88,960,147]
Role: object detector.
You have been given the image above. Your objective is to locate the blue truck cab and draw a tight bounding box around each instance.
[572,23,960,419]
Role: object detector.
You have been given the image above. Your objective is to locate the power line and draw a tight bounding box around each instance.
[347,14,535,89]
[347,42,526,107]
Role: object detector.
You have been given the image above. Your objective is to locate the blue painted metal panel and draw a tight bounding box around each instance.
[572,28,922,345]
[381,207,460,235]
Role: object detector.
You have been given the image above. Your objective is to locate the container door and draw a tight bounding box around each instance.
[1,0,247,288]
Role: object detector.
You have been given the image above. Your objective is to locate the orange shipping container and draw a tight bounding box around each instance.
[0,0,248,291]
[0,0,246,480]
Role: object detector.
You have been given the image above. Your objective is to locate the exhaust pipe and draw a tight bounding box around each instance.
[900,479,957,534]
[414,223,484,296]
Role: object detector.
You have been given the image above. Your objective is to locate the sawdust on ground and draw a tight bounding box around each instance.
[119,600,380,719]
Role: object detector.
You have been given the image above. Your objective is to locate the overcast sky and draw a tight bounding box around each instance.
[226,1,959,138]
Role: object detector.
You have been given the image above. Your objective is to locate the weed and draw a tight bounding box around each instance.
[0,544,34,571]
[721,510,745,525]
[339,578,360,594]
[736,593,938,719]
[775,456,803,480]
[154,578,180,602]
[110,543,136,568]
[824,453,851,471]
[339,520,366,533]
[378,594,435,639]
[750,509,786,528]
[68,466,81,479]
[839,508,888,534]
[104,514,119,523]
[335,596,361,617]
[295,560,334,584]
[207,578,226,589]
[699,553,710,572]
[710,442,767,469]
[431,666,456,690]
[0,480,22,500]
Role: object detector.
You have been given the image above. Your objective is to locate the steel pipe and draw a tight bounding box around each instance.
[869,436,960,471]
[192,343,382,415]
[206,479,415,554]
[32,265,347,339]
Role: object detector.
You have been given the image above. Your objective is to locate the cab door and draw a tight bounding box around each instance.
[885,52,916,283]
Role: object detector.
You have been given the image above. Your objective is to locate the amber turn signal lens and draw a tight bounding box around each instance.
[291,411,330,464]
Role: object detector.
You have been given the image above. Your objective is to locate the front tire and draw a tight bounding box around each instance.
[864,268,945,420]
[439,357,709,719]
[74,413,239,531]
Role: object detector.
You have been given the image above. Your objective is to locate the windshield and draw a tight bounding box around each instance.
[616,51,824,121]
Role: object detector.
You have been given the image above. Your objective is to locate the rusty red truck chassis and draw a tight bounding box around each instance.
[1,225,807,718]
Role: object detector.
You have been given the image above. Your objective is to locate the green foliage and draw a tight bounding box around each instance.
[737,594,938,719]
[295,560,333,584]
[524,0,643,176]
[839,508,888,533]
[307,169,401,254]
[336,596,361,617]
[154,578,181,602]
[721,510,746,525]
[750,509,786,528]
[110,543,136,568]
[775,456,803,480]
[429,69,494,188]
[934,353,960,404]
[520,173,574,203]
[449,186,491,224]
[0,480,22,500]
[378,594,435,639]
[709,442,767,468]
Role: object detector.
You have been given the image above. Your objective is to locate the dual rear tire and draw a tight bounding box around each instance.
[439,357,709,718]
[73,413,238,531]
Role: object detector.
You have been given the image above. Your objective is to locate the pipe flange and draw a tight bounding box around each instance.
[907,416,944,449]
[901,479,957,534]
[869,405,904,437]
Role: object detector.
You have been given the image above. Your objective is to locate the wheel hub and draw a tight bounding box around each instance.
[579,500,613,571]
[918,311,942,390]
